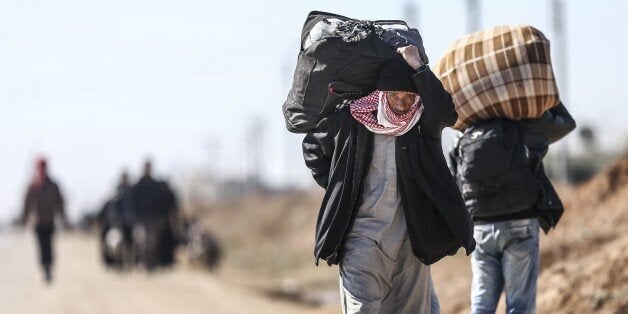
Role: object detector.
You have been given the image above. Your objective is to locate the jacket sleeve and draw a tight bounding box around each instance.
[21,186,33,224]
[97,201,109,224]
[447,133,462,176]
[517,103,576,144]
[412,66,458,139]
[53,183,67,222]
[302,117,335,189]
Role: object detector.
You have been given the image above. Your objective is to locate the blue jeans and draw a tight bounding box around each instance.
[431,281,440,314]
[471,218,540,314]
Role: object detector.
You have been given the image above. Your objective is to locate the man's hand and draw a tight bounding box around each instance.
[397,45,425,70]
[19,216,28,228]
[58,215,72,231]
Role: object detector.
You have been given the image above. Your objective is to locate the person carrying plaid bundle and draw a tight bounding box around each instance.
[443,25,577,314]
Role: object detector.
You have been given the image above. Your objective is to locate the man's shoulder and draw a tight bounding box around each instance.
[45,177,60,189]
[316,107,353,130]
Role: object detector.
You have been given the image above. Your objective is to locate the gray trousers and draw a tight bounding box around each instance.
[339,234,434,313]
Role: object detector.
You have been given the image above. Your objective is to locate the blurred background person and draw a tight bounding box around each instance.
[20,156,69,283]
[97,171,136,270]
[132,159,179,271]
[156,179,179,268]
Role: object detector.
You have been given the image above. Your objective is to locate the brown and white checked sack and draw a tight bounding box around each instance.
[432,25,560,130]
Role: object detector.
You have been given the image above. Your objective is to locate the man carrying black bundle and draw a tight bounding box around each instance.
[448,104,575,313]
[303,45,475,313]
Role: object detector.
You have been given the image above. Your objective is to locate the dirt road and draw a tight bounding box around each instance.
[0,230,333,314]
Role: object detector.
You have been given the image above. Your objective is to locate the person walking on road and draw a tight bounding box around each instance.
[21,157,69,283]
[98,171,137,269]
[303,45,475,313]
[449,104,575,313]
[132,160,178,270]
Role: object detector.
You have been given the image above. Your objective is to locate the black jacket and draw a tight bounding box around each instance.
[517,103,576,232]
[132,176,171,220]
[448,103,576,233]
[303,68,475,266]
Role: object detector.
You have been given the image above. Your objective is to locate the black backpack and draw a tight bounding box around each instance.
[453,119,540,218]
[283,11,428,133]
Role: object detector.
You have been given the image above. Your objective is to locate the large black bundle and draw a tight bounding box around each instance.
[283,11,428,133]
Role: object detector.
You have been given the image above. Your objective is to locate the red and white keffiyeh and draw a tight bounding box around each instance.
[350,91,424,136]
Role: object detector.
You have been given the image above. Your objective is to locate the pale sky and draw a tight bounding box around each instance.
[2,0,627,222]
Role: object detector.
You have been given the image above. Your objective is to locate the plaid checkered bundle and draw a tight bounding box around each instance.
[433,25,560,130]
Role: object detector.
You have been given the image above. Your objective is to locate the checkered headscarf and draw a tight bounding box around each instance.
[350,91,423,136]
